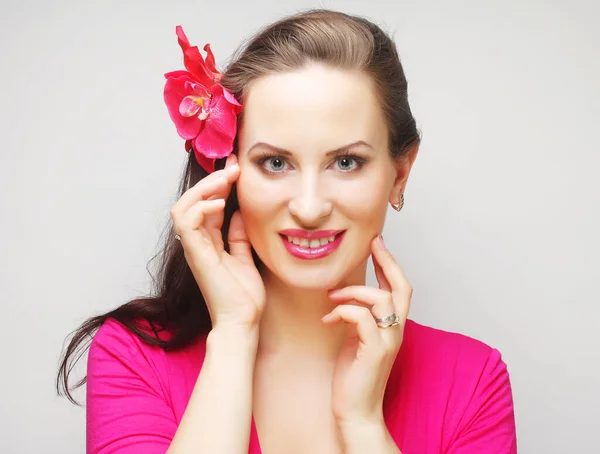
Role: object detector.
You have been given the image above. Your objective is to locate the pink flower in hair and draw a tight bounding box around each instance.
[164,26,242,173]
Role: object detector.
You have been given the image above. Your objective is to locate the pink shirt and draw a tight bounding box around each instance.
[86,317,517,453]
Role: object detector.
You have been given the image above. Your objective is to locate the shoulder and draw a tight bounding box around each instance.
[389,318,513,403]
[385,321,516,451]
[86,319,209,452]
[90,317,207,364]
[87,318,208,411]
[88,318,167,383]
[401,317,505,369]
[90,317,163,358]
[392,318,514,412]
[88,318,207,386]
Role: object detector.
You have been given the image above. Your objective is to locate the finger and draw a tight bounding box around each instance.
[172,158,240,214]
[173,177,228,249]
[327,286,395,322]
[170,173,227,222]
[209,153,240,196]
[176,198,226,267]
[183,197,226,232]
[204,156,240,234]
[372,236,413,320]
[202,176,230,247]
[321,304,381,347]
[371,235,411,296]
[372,252,391,293]
[228,210,253,264]
[207,152,239,200]
[173,154,239,247]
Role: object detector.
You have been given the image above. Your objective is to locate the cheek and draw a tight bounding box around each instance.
[236,170,280,237]
[334,178,389,265]
[333,176,390,224]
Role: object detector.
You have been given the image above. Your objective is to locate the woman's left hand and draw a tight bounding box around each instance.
[322,234,412,431]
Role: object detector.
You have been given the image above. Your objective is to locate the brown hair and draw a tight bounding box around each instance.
[56,8,421,405]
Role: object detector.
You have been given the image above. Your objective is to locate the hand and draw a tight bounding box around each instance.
[170,153,266,330]
[321,235,412,429]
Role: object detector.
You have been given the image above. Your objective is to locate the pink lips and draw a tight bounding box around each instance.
[281,231,346,260]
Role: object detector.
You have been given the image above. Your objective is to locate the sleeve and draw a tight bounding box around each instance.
[86,318,178,454]
[446,348,517,454]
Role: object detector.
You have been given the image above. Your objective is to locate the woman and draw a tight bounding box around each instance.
[57,9,517,454]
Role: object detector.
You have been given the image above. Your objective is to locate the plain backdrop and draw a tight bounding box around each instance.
[1,0,598,452]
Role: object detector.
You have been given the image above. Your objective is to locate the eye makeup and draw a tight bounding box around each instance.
[254,150,369,175]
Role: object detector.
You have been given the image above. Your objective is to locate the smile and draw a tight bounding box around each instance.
[280,231,346,260]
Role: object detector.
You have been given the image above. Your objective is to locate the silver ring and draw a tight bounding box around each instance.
[375,313,401,328]
[174,233,181,241]
[375,313,397,324]
[382,319,401,328]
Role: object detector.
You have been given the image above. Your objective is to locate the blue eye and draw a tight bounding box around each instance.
[264,157,287,172]
[336,156,359,171]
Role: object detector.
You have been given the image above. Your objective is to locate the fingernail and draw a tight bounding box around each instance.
[378,234,385,247]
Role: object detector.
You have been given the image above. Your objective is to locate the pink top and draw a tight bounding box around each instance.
[86,317,517,453]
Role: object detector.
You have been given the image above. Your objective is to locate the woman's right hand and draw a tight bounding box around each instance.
[170,153,266,331]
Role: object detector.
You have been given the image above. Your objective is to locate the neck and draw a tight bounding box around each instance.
[256,259,368,362]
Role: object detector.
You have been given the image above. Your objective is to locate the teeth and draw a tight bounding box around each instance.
[285,234,338,248]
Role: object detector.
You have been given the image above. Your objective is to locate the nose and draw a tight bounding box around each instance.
[288,173,332,226]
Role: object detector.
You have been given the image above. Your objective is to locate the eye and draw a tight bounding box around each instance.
[255,151,367,175]
[335,155,361,172]
[261,155,287,173]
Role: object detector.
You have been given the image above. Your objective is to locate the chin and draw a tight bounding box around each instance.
[264,253,360,290]
[253,234,371,289]
[280,267,344,290]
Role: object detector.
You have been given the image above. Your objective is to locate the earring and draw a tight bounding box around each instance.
[391,194,404,211]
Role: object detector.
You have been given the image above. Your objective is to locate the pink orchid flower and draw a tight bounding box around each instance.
[163,26,242,173]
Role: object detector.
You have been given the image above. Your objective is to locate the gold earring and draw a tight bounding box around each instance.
[391,194,404,211]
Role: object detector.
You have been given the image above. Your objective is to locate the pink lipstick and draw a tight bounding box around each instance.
[279,230,346,260]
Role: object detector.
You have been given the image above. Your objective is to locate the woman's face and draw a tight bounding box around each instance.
[236,62,407,289]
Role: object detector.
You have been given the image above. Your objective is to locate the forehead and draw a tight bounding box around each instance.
[239,63,388,153]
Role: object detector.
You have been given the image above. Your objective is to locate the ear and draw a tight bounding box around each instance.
[388,144,419,204]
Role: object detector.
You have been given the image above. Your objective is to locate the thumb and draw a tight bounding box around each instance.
[228,210,253,262]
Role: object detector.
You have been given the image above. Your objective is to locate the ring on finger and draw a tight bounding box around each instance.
[375,313,401,328]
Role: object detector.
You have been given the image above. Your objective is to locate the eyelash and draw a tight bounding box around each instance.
[255,151,368,175]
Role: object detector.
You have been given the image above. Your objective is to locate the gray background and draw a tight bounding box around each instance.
[1,0,598,452]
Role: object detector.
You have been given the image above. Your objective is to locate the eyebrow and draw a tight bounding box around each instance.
[246,140,375,157]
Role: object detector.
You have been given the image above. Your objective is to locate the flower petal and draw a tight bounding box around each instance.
[193,88,240,159]
[193,146,216,173]
[164,75,202,139]
[219,86,243,109]
[175,25,192,51]
[179,96,203,117]
[203,43,218,75]
[175,26,216,88]
[194,125,233,160]
[184,80,210,98]
[185,138,215,173]
[183,47,215,87]
[164,70,190,79]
